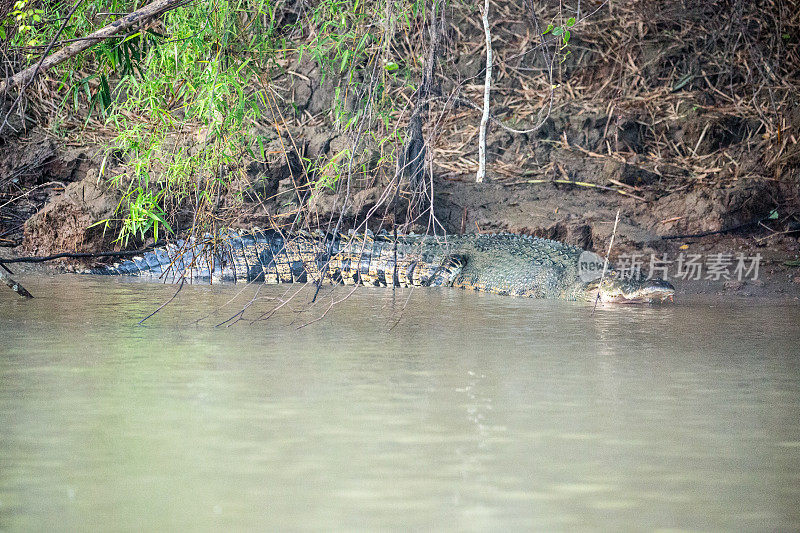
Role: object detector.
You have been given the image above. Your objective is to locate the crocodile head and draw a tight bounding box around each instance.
[582,274,675,304]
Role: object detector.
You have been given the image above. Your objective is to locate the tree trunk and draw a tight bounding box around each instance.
[476,0,492,183]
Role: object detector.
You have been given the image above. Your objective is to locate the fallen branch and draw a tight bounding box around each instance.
[0,181,67,210]
[660,213,781,240]
[0,0,83,136]
[508,178,648,201]
[0,0,189,93]
[0,268,33,299]
[0,245,164,264]
[443,95,550,135]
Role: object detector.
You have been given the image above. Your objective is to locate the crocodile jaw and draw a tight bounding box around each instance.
[582,278,676,304]
[600,280,676,304]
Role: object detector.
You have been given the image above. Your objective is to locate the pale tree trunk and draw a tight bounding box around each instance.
[475,0,492,183]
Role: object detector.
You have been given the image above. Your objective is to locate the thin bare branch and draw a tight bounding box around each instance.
[0,0,189,94]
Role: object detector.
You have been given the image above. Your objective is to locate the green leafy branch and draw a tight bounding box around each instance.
[543,16,576,60]
[1,0,45,44]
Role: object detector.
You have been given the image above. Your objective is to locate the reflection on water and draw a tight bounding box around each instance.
[1,275,799,530]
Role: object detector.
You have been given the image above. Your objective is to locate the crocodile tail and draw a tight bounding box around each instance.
[88,230,465,287]
[89,230,316,284]
[90,238,229,282]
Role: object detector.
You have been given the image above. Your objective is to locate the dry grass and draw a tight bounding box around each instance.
[429,0,799,197]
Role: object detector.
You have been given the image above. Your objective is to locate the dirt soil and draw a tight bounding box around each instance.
[1,0,799,300]
[2,139,798,300]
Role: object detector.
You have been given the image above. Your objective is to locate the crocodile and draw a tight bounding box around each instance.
[92,229,675,303]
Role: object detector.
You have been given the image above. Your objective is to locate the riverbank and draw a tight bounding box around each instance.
[1,0,798,299]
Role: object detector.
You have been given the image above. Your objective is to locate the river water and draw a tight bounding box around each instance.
[1,275,799,530]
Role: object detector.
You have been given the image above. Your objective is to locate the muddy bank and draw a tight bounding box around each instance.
[2,143,798,299]
[1,0,798,298]
[1,101,799,299]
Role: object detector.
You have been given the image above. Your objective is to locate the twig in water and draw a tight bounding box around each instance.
[0,268,33,298]
[295,284,359,330]
[188,276,274,326]
[138,277,185,325]
[215,283,265,327]
[593,209,620,314]
[387,286,416,332]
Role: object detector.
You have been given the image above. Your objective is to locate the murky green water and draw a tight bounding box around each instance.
[1,275,799,530]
